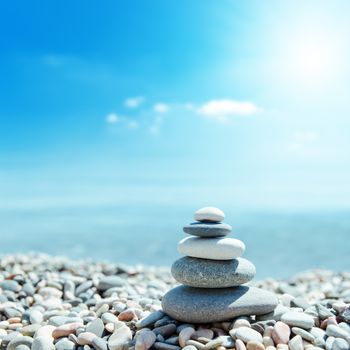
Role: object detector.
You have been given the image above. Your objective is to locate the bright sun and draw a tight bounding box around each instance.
[275,20,345,87]
[292,42,332,77]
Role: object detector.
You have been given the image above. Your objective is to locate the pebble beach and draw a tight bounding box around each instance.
[0,253,349,350]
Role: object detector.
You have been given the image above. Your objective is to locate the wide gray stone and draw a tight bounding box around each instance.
[161,285,278,323]
[183,222,232,238]
[171,257,255,288]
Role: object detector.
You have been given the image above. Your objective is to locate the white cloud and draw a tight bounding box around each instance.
[153,103,170,113]
[197,99,261,121]
[105,112,139,130]
[105,113,120,124]
[125,96,144,108]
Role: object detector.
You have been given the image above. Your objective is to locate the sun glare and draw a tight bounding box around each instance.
[291,41,332,77]
[281,36,339,87]
[275,19,346,87]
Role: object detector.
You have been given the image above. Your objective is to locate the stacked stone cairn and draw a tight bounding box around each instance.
[162,207,278,323]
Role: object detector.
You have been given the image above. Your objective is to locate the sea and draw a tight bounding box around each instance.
[0,204,348,279]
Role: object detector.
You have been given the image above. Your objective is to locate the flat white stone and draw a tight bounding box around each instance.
[194,207,225,222]
[178,237,245,260]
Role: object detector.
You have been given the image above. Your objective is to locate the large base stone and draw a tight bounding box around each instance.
[161,285,278,323]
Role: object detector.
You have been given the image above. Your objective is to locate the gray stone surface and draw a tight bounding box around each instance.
[8,336,34,350]
[281,312,315,329]
[97,276,127,291]
[291,327,315,342]
[326,324,350,340]
[92,337,108,350]
[171,257,255,288]
[231,326,263,343]
[161,285,278,323]
[332,338,350,350]
[31,336,55,350]
[55,338,75,350]
[183,222,232,238]
[86,318,104,337]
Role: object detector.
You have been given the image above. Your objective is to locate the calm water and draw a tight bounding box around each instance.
[0,205,349,278]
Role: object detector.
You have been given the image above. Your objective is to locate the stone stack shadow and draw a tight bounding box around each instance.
[162,207,278,323]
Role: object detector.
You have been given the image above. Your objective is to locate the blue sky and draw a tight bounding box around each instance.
[1,0,350,210]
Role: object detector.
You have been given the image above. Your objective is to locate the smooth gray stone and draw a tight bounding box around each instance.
[22,282,35,296]
[315,303,335,320]
[162,285,278,323]
[256,304,289,322]
[4,307,22,318]
[55,338,75,350]
[14,346,30,350]
[136,310,165,328]
[31,336,55,350]
[29,309,43,324]
[8,336,33,350]
[326,325,350,340]
[101,312,119,324]
[21,324,41,336]
[86,318,104,337]
[281,312,315,329]
[292,327,315,342]
[171,257,255,288]
[2,332,21,348]
[332,338,349,350]
[291,297,311,310]
[92,337,108,350]
[232,326,263,343]
[183,222,232,238]
[97,276,127,291]
[76,280,94,295]
[0,280,21,292]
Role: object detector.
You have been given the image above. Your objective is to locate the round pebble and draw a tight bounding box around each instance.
[281,312,315,329]
[232,327,263,343]
[55,338,75,350]
[194,207,225,222]
[31,336,55,350]
[179,327,195,347]
[288,335,303,350]
[272,321,290,345]
[108,324,132,350]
